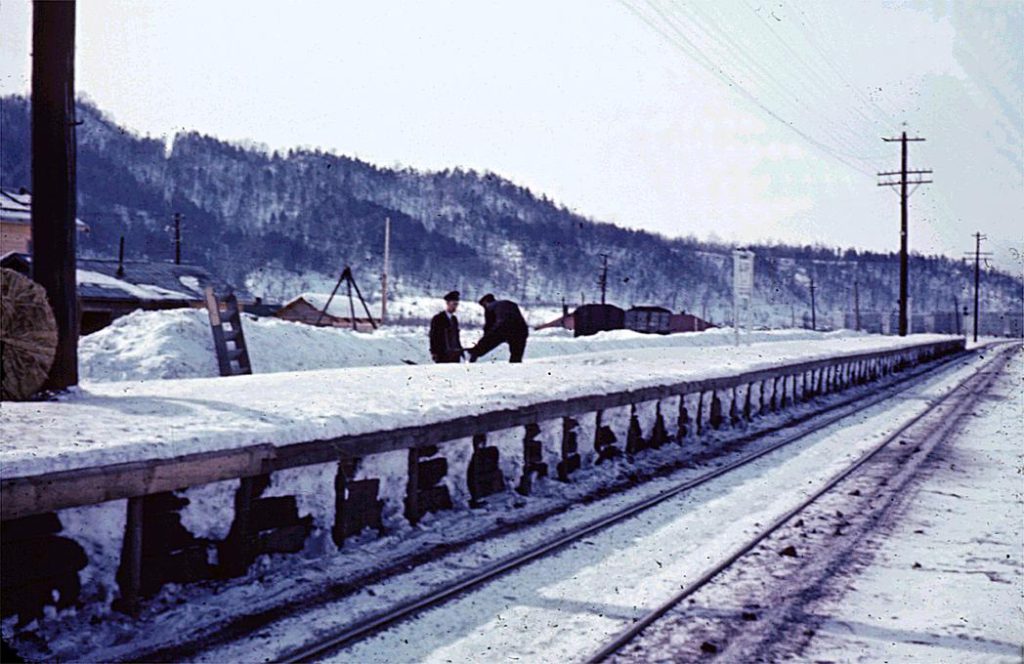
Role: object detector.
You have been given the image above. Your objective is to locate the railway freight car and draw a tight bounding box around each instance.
[573,304,625,337]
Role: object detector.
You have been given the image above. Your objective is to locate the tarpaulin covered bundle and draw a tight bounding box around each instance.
[1,268,57,400]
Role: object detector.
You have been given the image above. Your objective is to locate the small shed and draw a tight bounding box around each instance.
[275,293,376,331]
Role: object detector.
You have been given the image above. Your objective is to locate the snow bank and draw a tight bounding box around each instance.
[78,307,868,382]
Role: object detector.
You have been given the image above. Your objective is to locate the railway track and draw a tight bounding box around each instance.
[589,343,1019,662]
[267,345,1007,664]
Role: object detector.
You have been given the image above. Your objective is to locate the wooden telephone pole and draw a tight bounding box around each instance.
[876,131,933,338]
[964,233,992,342]
[809,277,817,331]
[597,253,610,305]
[853,279,861,331]
[31,0,78,390]
[381,217,390,324]
[173,212,182,264]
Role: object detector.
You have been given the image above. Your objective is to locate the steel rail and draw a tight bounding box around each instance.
[274,347,989,664]
[586,343,1017,663]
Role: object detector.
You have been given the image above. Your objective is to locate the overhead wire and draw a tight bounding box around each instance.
[790,4,903,132]
[735,0,895,151]
[616,0,879,176]
[671,0,885,164]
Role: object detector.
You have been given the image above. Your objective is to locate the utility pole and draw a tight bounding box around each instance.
[117,235,125,277]
[952,294,960,336]
[853,279,861,331]
[31,0,78,390]
[598,253,610,305]
[381,216,390,324]
[878,132,932,337]
[809,277,817,331]
[173,212,182,264]
[964,232,991,342]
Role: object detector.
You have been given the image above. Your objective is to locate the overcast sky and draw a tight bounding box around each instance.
[1,0,1021,272]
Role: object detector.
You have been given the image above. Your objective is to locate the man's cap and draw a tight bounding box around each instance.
[478,293,496,306]
[443,290,460,302]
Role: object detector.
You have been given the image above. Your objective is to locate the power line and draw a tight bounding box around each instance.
[617,0,881,176]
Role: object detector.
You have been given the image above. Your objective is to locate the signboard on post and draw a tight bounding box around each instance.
[732,248,755,345]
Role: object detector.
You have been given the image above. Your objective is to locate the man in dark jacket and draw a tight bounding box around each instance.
[429,291,463,363]
[467,293,529,363]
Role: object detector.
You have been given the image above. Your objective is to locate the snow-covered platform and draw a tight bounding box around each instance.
[0,334,964,631]
[3,335,961,481]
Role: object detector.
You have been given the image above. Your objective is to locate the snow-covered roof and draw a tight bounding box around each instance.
[0,187,89,230]
[283,292,370,319]
[1,252,255,304]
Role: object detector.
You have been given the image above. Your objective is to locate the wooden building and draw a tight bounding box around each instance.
[1,188,89,254]
[1,252,256,334]
[275,293,376,331]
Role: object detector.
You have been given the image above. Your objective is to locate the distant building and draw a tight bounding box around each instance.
[1,252,256,334]
[275,293,376,331]
[0,188,89,254]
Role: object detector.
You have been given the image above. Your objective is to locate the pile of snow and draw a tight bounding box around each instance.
[79,308,866,382]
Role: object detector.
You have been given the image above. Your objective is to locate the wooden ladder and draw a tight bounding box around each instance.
[204,287,253,377]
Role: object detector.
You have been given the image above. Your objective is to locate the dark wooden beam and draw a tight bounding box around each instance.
[30,0,79,390]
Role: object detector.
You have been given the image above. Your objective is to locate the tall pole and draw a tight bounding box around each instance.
[879,133,931,337]
[972,232,983,342]
[898,133,908,336]
[173,212,182,264]
[31,0,78,390]
[809,277,817,331]
[953,295,960,336]
[381,216,390,324]
[598,253,610,305]
[853,279,861,331]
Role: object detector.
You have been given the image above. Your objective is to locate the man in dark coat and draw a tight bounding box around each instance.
[467,293,529,363]
[429,291,463,363]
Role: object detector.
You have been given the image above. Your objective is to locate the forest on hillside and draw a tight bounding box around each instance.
[2,95,1019,328]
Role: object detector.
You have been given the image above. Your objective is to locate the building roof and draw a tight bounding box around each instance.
[628,305,672,314]
[282,292,373,319]
[0,188,89,231]
[1,252,254,304]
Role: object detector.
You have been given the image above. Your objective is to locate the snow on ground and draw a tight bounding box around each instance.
[2,334,959,479]
[78,307,868,382]
[797,349,1023,663]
